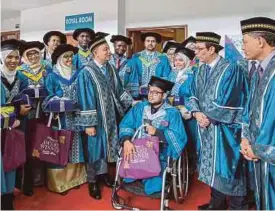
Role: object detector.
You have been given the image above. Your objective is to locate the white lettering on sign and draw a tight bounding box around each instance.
[65,17,78,25]
[66,15,93,25]
[78,15,93,23]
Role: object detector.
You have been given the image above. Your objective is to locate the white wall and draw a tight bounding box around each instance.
[20,0,118,41]
[125,0,275,37]
[1,16,21,32]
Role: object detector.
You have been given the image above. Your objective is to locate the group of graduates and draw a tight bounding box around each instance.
[1,15,275,210]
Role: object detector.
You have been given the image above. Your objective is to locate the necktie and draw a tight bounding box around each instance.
[249,61,257,80]
[205,65,211,80]
[257,65,264,82]
[101,65,107,76]
[116,58,121,69]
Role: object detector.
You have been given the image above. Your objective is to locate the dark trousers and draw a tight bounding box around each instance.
[81,132,108,183]
[210,188,248,210]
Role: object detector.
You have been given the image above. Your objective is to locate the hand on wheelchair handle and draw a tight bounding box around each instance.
[123,140,136,162]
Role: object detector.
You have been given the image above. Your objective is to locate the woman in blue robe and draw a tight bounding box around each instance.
[119,76,187,195]
[43,44,87,194]
[168,47,199,172]
[16,41,50,196]
[1,39,30,210]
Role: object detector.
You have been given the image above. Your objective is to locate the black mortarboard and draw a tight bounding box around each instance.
[149,76,175,92]
[196,32,224,51]
[240,17,275,35]
[72,28,95,40]
[162,41,182,53]
[181,36,196,47]
[141,32,162,43]
[1,39,22,51]
[43,31,67,45]
[110,35,132,45]
[89,32,109,52]
[51,44,78,65]
[19,41,45,56]
[175,46,196,60]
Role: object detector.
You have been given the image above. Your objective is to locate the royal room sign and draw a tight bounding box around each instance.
[65,13,94,31]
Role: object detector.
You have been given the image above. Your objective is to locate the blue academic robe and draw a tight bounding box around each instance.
[109,54,131,88]
[169,69,200,167]
[127,50,171,98]
[119,101,187,195]
[187,57,249,196]
[73,48,92,70]
[77,60,133,169]
[17,61,50,119]
[43,66,84,163]
[242,54,275,210]
[1,71,28,194]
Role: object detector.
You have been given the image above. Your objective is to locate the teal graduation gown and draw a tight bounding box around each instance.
[1,71,28,194]
[242,54,275,210]
[187,57,249,196]
[127,50,171,98]
[77,60,133,168]
[119,101,187,195]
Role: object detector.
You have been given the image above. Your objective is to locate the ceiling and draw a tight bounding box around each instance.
[1,0,72,19]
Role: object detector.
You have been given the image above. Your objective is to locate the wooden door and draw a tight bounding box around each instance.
[127,25,187,57]
[1,31,20,41]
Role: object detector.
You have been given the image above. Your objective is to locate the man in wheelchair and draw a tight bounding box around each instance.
[119,76,187,195]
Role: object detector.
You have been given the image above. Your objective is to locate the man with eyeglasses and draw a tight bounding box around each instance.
[72,28,95,69]
[109,35,132,87]
[187,32,249,210]
[119,76,187,197]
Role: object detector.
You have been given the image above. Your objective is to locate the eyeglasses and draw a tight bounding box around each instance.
[148,90,164,96]
[26,51,39,57]
[63,54,74,59]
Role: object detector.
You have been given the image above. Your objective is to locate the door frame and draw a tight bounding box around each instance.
[126,25,188,56]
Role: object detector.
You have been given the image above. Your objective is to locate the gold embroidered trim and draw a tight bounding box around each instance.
[196,36,220,43]
[242,24,275,31]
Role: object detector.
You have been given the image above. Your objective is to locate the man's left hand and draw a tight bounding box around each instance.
[146,125,156,136]
[240,144,259,161]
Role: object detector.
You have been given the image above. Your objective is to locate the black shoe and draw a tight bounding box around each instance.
[1,193,14,210]
[198,203,225,210]
[88,182,101,200]
[23,189,34,197]
[74,185,81,189]
[100,174,114,188]
[198,203,210,210]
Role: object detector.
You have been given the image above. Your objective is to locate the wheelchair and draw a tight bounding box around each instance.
[111,125,190,210]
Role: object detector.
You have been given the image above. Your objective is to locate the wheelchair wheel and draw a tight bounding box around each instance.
[172,149,189,204]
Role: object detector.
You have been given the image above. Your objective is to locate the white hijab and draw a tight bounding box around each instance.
[174,52,191,82]
[56,52,73,80]
[0,50,19,84]
[22,47,42,74]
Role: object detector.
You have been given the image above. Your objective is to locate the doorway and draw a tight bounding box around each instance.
[126,25,188,57]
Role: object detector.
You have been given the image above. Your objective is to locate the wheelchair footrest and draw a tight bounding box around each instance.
[122,181,161,199]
